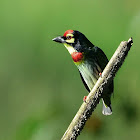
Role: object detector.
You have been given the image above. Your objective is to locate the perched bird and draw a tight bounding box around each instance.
[52,30,114,115]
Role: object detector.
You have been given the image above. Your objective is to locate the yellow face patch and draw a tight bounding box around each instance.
[65,33,75,43]
[63,43,76,54]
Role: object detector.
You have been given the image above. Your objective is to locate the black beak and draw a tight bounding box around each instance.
[52,36,65,43]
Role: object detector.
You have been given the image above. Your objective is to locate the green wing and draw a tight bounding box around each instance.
[94,46,114,94]
[94,46,108,70]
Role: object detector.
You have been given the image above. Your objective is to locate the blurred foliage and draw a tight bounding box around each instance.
[0,0,140,140]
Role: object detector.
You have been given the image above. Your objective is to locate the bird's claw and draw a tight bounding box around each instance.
[99,72,102,77]
[83,96,87,103]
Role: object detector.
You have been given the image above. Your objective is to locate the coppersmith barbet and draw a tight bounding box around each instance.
[53,30,114,115]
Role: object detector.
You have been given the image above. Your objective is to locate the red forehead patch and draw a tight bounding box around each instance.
[63,30,74,37]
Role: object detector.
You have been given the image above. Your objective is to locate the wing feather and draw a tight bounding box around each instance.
[79,71,90,92]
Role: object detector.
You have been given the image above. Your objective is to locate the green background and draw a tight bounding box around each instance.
[0,0,140,140]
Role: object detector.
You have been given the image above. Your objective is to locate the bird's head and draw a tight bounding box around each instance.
[52,30,94,54]
[52,30,75,45]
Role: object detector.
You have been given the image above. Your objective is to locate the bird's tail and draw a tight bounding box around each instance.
[102,99,112,115]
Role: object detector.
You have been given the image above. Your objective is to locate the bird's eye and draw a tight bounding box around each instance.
[67,36,72,40]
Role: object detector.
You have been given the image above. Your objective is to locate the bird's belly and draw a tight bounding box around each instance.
[77,62,99,91]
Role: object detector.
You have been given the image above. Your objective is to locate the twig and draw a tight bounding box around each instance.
[61,38,133,140]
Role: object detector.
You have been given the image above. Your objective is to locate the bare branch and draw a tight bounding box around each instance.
[61,38,133,140]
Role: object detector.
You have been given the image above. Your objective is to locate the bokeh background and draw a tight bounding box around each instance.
[0,0,140,140]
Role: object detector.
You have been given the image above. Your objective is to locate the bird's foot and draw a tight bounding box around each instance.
[83,96,87,102]
[99,72,102,77]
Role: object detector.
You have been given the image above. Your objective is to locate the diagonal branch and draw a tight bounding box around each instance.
[61,38,133,140]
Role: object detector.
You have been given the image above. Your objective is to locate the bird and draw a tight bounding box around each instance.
[52,30,114,115]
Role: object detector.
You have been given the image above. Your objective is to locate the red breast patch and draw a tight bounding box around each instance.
[63,30,74,37]
[71,52,83,62]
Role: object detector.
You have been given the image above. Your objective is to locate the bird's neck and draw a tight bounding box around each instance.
[64,43,84,64]
[64,43,76,54]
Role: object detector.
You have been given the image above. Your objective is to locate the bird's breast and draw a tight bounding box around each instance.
[71,52,84,63]
[77,61,101,91]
